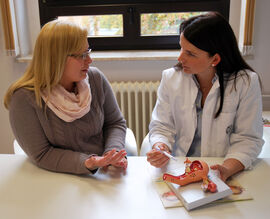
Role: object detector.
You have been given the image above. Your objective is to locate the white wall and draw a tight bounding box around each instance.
[0,0,270,153]
[0,43,26,154]
[246,0,270,93]
[0,0,35,153]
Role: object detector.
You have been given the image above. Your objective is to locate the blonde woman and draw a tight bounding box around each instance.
[4,20,127,174]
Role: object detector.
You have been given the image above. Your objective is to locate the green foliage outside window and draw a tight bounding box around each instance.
[141,12,204,36]
[58,15,123,37]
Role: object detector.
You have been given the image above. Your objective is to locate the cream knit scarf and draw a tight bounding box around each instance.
[41,75,91,122]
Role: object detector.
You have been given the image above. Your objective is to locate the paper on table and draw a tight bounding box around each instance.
[217,178,253,203]
[153,181,183,208]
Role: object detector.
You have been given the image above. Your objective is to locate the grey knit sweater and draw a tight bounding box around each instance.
[9,67,126,174]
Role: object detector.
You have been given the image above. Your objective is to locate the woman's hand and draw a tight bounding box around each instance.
[146,142,170,168]
[85,149,127,170]
[210,158,244,182]
[110,156,128,169]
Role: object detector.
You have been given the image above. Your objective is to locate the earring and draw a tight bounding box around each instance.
[211,64,215,67]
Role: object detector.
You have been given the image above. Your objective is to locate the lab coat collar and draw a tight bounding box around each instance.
[191,73,219,89]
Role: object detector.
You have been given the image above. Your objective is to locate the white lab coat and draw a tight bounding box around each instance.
[149,68,264,169]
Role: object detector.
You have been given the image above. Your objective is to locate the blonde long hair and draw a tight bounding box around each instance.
[4,20,88,109]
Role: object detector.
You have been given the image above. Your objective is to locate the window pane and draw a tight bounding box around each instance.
[141,12,206,36]
[58,15,123,37]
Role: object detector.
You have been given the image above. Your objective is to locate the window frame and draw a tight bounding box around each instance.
[38,0,230,50]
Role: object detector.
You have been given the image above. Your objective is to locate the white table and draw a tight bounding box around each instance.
[261,111,270,158]
[0,155,269,219]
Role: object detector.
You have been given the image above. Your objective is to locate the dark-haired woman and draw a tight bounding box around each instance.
[146,12,264,181]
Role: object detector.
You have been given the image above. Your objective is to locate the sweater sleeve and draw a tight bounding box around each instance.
[93,68,126,153]
[9,89,92,175]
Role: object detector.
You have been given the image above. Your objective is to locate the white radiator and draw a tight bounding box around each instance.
[111,81,160,154]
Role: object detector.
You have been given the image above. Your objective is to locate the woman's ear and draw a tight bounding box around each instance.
[212,53,221,67]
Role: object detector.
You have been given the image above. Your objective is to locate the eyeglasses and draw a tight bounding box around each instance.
[68,49,91,60]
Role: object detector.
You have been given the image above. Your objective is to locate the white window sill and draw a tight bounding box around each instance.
[16,50,179,62]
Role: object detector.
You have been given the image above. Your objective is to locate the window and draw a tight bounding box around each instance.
[39,0,230,50]
[58,15,124,37]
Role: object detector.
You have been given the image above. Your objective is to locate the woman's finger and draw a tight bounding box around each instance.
[148,153,169,168]
[147,150,166,162]
[210,164,227,181]
[155,157,170,168]
[103,149,127,166]
[110,150,127,165]
[113,157,128,169]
